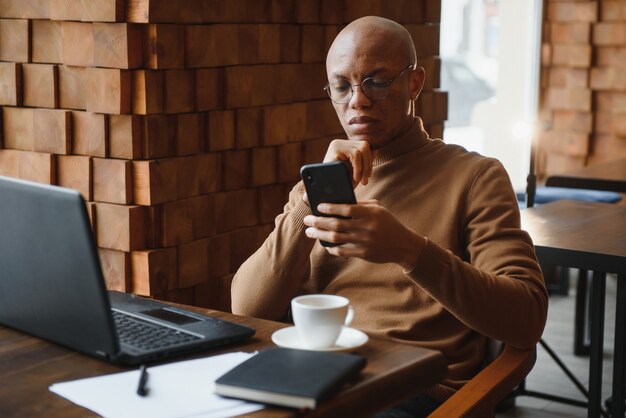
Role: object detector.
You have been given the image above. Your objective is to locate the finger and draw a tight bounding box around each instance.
[319,201,380,218]
[349,148,362,185]
[325,243,364,258]
[323,140,371,186]
[303,214,351,231]
[305,227,352,244]
[358,199,380,206]
[304,217,373,244]
[361,145,373,185]
[348,143,371,186]
[317,203,355,218]
[323,140,352,163]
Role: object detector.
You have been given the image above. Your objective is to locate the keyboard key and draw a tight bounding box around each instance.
[112,311,201,351]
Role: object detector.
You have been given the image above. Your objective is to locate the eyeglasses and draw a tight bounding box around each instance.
[324,64,414,104]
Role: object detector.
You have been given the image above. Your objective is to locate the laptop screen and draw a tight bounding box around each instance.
[0,176,119,357]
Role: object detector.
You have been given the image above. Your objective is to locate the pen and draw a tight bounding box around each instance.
[136,364,149,397]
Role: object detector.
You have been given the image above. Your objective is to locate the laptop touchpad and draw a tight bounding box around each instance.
[141,309,200,325]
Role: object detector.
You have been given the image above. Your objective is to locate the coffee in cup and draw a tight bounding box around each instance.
[291,294,354,349]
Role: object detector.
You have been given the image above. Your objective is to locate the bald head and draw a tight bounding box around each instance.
[324,16,425,148]
[327,16,417,69]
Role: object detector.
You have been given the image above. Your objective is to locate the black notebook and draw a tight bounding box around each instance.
[214,347,367,409]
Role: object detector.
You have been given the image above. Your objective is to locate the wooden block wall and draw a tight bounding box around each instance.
[537,0,626,177]
[0,0,444,312]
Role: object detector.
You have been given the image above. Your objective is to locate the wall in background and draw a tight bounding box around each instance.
[0,0,445,311]
[537,0,626,178]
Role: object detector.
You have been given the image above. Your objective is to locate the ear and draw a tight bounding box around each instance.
[409,67,426,100]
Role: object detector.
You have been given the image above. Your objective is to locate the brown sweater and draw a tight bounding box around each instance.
[232,119,548,401]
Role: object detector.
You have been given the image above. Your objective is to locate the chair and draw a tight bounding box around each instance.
[431,342,536,417]
[516,186,622,206]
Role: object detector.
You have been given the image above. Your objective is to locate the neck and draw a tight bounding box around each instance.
[373,118,428,165]
[366,118,417,151]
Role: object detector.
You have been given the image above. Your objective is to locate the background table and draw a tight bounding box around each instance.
[545,158,626,193]
[521,200,626,418]
[0,306,447,418]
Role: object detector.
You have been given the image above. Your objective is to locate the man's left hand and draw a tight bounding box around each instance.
[303,200,426,271]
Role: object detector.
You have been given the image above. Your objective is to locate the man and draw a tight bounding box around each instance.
[232,16,548,416]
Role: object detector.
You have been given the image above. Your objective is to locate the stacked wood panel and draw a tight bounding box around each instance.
[538,0,626,177]
[0,0,445,311]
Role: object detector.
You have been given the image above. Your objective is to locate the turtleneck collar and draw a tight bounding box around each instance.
[372,118,430,166]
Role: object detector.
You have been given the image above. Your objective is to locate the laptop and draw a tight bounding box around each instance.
[0,176,255,365]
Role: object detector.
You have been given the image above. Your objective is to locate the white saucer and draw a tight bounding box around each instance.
[271,326,368,352]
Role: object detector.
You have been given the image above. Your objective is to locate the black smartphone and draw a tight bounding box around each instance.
[300,161,357,247]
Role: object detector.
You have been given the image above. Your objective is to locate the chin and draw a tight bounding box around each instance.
[347,133,388,149]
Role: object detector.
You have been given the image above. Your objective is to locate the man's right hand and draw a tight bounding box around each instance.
[323,139,377,186]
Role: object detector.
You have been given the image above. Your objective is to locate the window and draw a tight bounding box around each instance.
[440,0,542,190]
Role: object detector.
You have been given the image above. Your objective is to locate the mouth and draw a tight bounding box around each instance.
[349,116,378,125]
[348,116,379,134]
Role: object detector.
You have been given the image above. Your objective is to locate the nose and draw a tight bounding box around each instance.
[349,84,372,109]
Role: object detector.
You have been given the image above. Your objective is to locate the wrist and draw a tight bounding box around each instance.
[399,232,427,272]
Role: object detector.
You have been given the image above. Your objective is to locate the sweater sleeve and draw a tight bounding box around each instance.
[406,160,548,349]
[231,182,317,320]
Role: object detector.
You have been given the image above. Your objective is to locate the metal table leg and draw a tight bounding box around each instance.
[588,271,606,418]
[611,274,626,418]
[575,269,590,355]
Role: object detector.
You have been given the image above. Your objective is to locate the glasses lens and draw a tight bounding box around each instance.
[326,66,409,104]
[362,78,392,101]
[327,83,352,103]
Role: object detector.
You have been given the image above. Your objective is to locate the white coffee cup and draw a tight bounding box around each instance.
[291,294,354,349]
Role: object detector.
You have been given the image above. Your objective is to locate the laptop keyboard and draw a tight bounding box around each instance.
[112,311,202,351]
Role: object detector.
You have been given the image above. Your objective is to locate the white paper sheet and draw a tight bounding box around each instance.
[49,352,264,418]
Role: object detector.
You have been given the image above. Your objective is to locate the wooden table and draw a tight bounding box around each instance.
[521,200,626,418]
[545,158,626,193]
[0,306,447,418]
[544,157,625,352]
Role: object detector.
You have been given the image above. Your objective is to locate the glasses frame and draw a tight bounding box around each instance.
[324,64,415,104]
